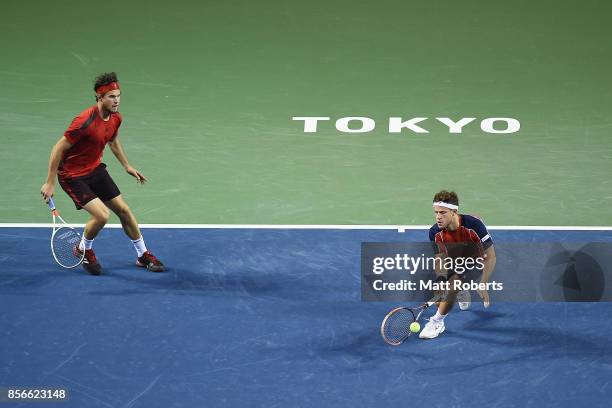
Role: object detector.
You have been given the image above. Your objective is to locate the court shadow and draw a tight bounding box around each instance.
[284,303,433,368]
[427,324,612,374]
[0,271,75,293]
[461,309,508,327]
[327,328,428,358]
[86,265,321,300]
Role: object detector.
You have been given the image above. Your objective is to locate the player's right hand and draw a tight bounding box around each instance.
[40,182,55,202]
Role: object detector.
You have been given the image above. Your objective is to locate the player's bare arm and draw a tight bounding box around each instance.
[108,138,147,184]
[477,245,497,307]
[433,251,449,300]
[41,136,73,200]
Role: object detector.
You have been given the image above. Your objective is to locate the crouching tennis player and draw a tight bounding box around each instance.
[420,190,496,339]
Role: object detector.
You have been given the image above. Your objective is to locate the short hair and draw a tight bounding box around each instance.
[433,190,459,206]
[93,72,118,92]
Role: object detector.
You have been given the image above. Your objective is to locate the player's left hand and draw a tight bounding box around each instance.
[126,166,148,184]
[477,288,490,308]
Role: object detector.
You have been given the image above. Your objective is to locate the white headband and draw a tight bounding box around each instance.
[433,201,459,210]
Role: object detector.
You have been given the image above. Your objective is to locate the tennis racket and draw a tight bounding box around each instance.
[46,197,84,268]
[381,292,445,346]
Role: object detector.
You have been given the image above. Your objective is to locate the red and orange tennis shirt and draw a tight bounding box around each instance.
[59,106,122,179]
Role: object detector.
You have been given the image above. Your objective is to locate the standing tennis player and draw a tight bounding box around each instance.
[419,190,496,339]
[40,72,164,275]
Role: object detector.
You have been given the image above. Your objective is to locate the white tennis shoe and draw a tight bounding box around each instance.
[457,290,471,310]
[419,319,445,339]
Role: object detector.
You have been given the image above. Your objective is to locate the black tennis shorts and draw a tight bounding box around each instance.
[58,163,121,210]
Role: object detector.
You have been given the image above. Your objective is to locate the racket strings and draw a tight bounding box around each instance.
[382,308,416,345]
[52,228,82,268]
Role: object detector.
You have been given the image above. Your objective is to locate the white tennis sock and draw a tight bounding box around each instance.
[431,310,447,323]
[79,236,94,251]
[131,236,147,257]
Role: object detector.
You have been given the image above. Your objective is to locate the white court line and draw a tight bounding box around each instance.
[0,223,611,231]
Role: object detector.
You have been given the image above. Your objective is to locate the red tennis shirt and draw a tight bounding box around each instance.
[58,105,122,178]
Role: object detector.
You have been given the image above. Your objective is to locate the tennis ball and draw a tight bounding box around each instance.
[410,322,421,333]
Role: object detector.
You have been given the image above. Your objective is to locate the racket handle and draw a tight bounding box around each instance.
[47,197,56,211]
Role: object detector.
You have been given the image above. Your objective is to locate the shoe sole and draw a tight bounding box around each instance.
[136,261,165,273]
[82,263,102,276]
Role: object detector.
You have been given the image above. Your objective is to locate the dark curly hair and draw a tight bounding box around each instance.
[433,190,459,206]
[93,72,118,92]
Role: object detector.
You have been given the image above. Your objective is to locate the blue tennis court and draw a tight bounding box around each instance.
[1,227,611,407]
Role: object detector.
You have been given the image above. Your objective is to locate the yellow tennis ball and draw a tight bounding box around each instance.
[410,322,421,333]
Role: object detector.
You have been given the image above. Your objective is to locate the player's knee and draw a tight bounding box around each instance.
[96,208,110,224]
[116,205,132,220]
